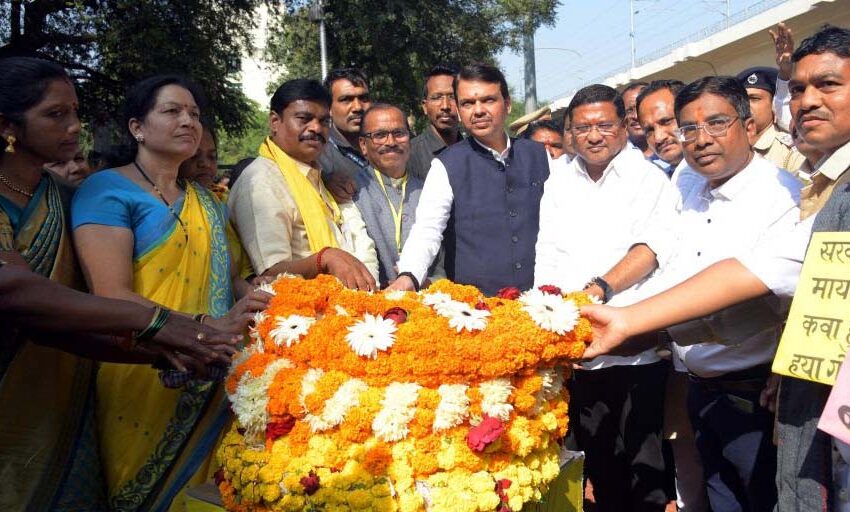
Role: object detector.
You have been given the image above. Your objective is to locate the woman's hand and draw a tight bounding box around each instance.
[146,313,242,368]
[206,289,274,334]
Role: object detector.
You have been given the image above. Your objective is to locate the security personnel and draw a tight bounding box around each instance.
[737,66,805,171]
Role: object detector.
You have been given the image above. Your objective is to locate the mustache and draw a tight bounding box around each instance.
[347,113,364,122]
[378,146,404,155]
[299,132,326,143]
[797,109,831,123]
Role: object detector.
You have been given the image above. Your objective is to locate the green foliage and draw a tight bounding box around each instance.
[497,0,560,48]
[217,100,268,164]
[265,0,509,120]
[1,0,265,140]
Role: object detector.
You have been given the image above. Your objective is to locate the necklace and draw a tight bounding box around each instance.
[133,161,188,241]
[0,171,34,198]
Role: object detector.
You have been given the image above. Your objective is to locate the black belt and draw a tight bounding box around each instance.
[688,364,771,395]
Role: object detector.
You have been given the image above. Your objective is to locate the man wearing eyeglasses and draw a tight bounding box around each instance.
[535,83,677,512]
[408,64,463,180]
[353,104,443,288]
[627,76,801,511]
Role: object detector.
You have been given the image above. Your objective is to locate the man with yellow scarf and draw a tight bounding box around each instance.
[228,79,378,290]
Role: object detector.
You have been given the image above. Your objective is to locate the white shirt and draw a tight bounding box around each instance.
[397,135,532,284]
[774,77,792,133]
[534,145,678,369]
[646,155,802,377]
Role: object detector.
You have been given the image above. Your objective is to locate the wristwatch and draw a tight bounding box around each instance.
[585,276,613,303]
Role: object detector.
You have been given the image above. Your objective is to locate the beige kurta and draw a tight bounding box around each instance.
[228,155,378,278]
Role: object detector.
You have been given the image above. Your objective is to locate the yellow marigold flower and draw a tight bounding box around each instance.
[469,471,494,493]
[476,492,501,511]
[398,491,424,512]
[347,489,373,509]
[540,411,558,431]
[372,496,397,510]
[241,464,259,484]
[517,466,533,486]
[509,494,524,510]
[279,494,305,510]
[260,482,280,502]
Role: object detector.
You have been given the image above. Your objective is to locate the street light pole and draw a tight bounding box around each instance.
[308,0,328,80]
[629,0,636,69]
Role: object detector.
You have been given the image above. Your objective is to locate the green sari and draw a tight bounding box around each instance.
[0,174,106,511]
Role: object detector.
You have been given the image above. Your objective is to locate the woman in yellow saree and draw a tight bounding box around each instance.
[72,75,270,512]
[0,58,239,512]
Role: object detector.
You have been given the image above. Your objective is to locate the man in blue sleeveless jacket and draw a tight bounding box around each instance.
[388,63,550,296]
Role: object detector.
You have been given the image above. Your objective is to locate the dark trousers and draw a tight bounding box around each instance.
[687,373,777,512]
[571,360,669,512]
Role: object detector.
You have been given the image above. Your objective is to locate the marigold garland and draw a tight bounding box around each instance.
[219,276,590,511]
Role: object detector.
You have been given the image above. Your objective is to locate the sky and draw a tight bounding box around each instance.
[497,0,780,103]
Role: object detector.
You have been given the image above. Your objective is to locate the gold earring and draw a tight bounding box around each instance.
[4,135,15,153]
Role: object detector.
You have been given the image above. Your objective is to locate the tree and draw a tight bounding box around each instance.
[264,0,509,119]
[0,0,266,142]
[496,0,560,112]
[217,100,268,164]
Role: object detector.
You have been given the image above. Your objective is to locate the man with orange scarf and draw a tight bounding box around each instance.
[228,79,378,290]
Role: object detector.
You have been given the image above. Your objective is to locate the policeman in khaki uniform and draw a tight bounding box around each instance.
[737,66,805,172]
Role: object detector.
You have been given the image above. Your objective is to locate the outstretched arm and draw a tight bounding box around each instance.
[581,258,769,359]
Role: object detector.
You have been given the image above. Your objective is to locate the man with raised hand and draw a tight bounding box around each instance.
[581,25,850,512]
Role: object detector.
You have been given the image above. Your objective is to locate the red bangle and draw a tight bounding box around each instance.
[315,247,330,275]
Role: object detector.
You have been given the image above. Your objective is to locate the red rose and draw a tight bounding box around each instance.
[214,468,225,486]
[266,414,296,442]
[496,479,512,493]
[466,415,504,452]
[300,471,320,495]
[474,301,491,311]
[497,287,521,300]
[538,285,563,296]
[383,307,408,325]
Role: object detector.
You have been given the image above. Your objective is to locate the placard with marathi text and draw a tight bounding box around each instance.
[772,232,850,385]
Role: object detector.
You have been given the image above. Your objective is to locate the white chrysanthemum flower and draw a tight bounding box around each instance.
[479,378,514,421]
[334,305,349,316]
[298,368,325,412]
[372,382,420,442]
[269,314,315,347]
[255,282,277,295]
[384,289,408,301]
[538,367,564,400]
[587,294,603,305]
[305,378,368,432]
[519,289,580,335]
[345,313,397,359]
[433,384,470,431]
[422,291,452,307]
[229,358,294,443]
[532,367,565,414]
[440,301,490,332]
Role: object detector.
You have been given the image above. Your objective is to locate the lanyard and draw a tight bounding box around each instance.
[330,138,370,169]
[373,168,408,251]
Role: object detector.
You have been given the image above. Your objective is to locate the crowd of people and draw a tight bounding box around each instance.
[0,16,848,512]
